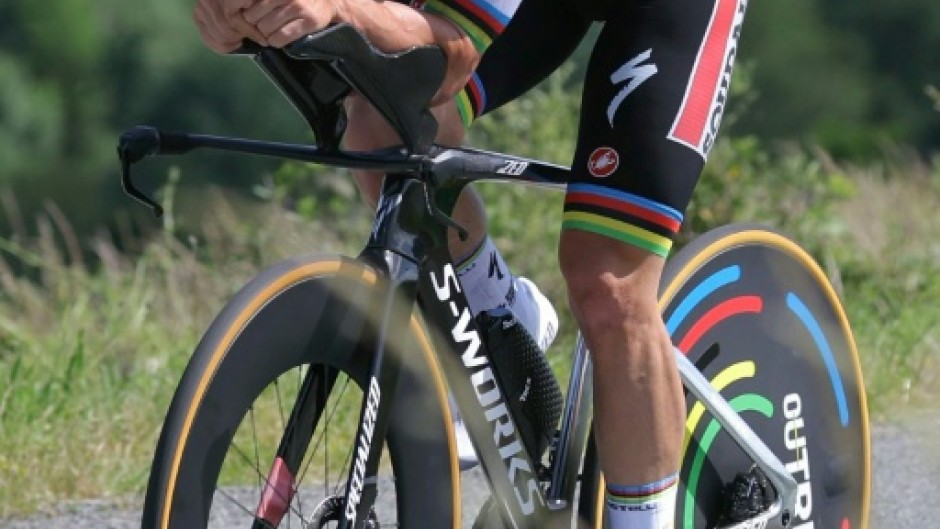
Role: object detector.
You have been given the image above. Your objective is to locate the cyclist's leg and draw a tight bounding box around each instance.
[557,0,749,527]
[345,0,578,349]
[344,93,483,258]
[340,0,506,260]
[440,0,591,347]
[454,0,592,125]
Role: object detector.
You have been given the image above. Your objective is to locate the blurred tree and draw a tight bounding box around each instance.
[734,0,940,158]
[0,54,63,177]
[1,0,938,248]
[731,0,874,157]
[0,0,308,244]
[820,0,940,151]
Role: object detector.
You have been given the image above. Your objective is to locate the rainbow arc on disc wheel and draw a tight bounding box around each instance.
[657,225,870,529]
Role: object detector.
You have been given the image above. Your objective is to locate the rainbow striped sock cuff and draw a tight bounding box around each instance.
[606,472,679,508]
[562,183,683,258]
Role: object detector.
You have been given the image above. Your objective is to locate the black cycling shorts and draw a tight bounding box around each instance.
[420,0,749,257]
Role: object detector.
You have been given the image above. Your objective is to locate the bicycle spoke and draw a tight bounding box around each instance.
[226,441,313,527]
[331,443,355,497]
[296,372,352,488]
[290,366,307,524]
[215,487,262,519]
[275,379,287,439]
[219,363,382,529]
[250,407,262,503]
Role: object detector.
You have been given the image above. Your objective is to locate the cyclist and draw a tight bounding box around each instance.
[194,0,748,527]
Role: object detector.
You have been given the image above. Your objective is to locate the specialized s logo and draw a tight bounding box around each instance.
[668,0,749,158]
[607,48,658,127]
[345,377,381,521]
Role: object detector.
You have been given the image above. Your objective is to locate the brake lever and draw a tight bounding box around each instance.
[424,183,469,241]
[117,126,166,217]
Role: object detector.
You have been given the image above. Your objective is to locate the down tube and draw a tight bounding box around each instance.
[416,248,563,529]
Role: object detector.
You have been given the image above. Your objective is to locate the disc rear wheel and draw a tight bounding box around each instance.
[579,224,871,529]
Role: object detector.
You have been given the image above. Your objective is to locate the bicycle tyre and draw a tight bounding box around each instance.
[141,254,460,529]
[578,224,871,529]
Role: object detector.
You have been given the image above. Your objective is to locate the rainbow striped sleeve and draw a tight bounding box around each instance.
[562,183,684,258]
[455,72,487,126]
[421,0,518,54]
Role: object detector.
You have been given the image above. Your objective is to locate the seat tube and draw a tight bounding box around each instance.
[546,333,594,507]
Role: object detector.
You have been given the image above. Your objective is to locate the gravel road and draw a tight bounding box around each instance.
[868,407,940,529]
[5,410,937,529]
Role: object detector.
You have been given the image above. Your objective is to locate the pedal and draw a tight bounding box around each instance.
[721,466,775,525]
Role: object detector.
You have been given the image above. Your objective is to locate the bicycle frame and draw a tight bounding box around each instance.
[119,127,799,529]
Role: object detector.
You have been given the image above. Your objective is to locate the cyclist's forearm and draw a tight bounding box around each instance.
[201,0,479,102]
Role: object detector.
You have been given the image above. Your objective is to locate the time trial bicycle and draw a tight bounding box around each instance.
[117,24,870,529]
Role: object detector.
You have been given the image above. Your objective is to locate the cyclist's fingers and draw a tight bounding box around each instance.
[222,0,275,45]
[194,3,243,53]
[195,0,234,35]
[221,0,257,17]
[264,18,322,48]
[241,0,290,25]
[253,2,334,44]
[195,17,243,53]
[195,1,242,42]
[228,11,270,46]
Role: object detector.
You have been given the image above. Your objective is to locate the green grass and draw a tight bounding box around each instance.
[829,159,940,414]
[0,148,937,517]
[0,191,362,517]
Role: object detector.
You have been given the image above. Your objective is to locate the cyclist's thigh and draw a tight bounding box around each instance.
[564,0,750,258]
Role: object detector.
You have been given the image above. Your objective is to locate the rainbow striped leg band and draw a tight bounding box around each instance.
[606,472,680,507]
[562,183,684,258]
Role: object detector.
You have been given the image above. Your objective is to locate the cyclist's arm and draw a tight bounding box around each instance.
[194,0,482,104]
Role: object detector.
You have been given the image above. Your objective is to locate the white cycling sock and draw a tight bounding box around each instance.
[456,236,515,315]
[606,473,678,529]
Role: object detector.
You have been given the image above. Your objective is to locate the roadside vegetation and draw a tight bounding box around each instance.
[2,2,940,515]
[1,129,937,516]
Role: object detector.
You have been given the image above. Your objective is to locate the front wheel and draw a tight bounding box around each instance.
[579,224,871,529]
[141,254,461,529]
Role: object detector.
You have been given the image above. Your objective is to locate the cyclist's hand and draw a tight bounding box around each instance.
[235,0,338,49]
[195,0,269,53]
[424,12,479,106]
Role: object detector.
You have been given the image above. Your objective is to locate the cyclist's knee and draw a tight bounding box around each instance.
[559,229,666,359]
